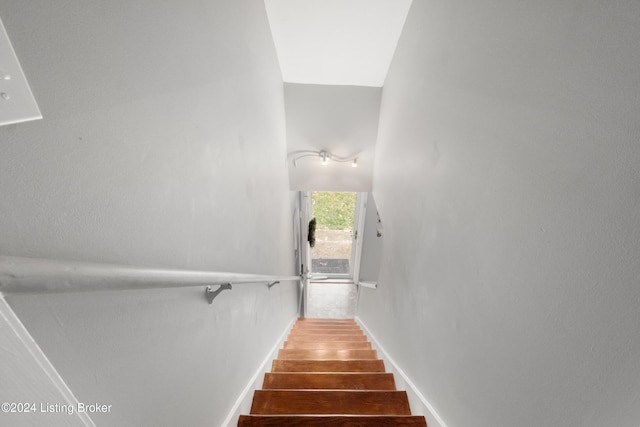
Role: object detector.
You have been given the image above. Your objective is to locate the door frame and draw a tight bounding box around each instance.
[298,191,312,315]
[350,192,367,284]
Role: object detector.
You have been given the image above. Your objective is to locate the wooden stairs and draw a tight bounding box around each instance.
[238,318,427,426]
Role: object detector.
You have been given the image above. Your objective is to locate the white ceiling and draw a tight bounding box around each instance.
[264,0,413,87]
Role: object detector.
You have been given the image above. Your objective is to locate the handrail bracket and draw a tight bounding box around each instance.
[267,281,280,289]
[205,283,232,304]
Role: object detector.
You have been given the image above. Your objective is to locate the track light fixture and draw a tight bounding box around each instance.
[288,150,359,168]
[321,151,329,165]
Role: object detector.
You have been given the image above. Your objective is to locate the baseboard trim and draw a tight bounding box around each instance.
[0,294,96,427]
[221,317,296,427]
[356,316,449,427]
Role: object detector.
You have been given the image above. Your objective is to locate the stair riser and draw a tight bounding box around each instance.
[250,390,411,415]
[262,373,396,390]
[272,360,386,372]
[238,415,427,426]
[286,334,368,342]
[288,335,366,340]
[289,329,364,335]
[283,341,371,350]
[278,349,378,360]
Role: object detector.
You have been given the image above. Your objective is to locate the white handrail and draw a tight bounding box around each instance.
[0,256,300,295]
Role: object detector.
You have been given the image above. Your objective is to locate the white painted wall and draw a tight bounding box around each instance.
[285,83,381,191]
[359,1,640,426]
[357,317,446,427]
[0,296,93,427]
[0,1,297,426]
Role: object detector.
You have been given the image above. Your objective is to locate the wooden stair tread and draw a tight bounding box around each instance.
[250,390,412,415]
[291,327,359,330]
[278,349,377,360]
[292,321,360,326]
[283,341,371,350]
[263,373,396,390]
[289,329,364,335]
[290,332,364,336]
[293,327,362,330]
[239,415,427,426]
[286,334,368,342]
[291,329,364,334]
[272,359,386,373]
[293,324,358,328]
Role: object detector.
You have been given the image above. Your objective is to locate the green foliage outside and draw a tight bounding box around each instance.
[311,192,357,230]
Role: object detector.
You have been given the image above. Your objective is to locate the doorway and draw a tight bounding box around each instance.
[298,191,366,317]
[310,191,362,279]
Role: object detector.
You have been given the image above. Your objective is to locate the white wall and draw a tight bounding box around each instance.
[359,1,640,426]
[285,83,381,191]
[0,1,297,426]
[0,297,91,427]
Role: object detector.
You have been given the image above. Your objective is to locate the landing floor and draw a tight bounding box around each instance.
[306,281,358,318]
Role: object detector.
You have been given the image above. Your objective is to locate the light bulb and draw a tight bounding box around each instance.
[352,158,358,168]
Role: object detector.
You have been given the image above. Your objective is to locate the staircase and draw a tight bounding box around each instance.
[238,318,427,426]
